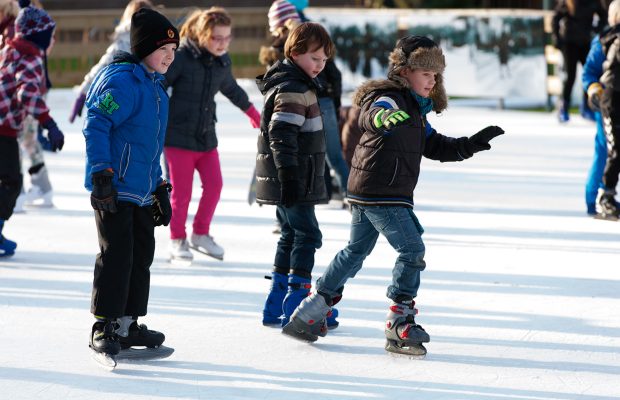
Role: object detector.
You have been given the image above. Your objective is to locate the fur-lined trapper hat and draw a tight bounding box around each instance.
[387,35,447,113]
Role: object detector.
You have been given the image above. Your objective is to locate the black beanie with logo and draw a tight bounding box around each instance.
[130,8,179,60]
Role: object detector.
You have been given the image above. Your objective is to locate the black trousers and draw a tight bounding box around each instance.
[600,88,620,189]
[561,42,590,108]
[91,202,155,318]
[0,136,23,221]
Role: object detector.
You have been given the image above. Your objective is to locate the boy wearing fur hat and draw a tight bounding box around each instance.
[283,35,504,356]
[0,0,63,256]
[83,7,178,358]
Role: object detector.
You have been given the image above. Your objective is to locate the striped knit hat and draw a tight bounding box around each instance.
[15,0,55,38]
[268,0,300,33]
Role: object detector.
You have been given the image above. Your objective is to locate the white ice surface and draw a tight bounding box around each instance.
[0,84,619,400]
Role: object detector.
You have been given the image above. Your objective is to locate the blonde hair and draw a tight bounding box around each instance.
[180,7,231,42]
[609,0,620,26]
[121,0,153,24]
[0,0,19,18]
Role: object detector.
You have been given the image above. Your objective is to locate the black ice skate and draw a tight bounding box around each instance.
[384,300,430,358]
[90,320,121,370]
[90,320,121,355]
[282,292,331,342]
[594,188,620,221]
[117,320,165,349]
[115,318,174,360]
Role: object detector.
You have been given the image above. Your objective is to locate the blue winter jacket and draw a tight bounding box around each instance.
[582,34,605,91]
[83,51,167,206]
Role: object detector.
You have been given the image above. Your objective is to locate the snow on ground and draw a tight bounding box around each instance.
[1,85,619,400]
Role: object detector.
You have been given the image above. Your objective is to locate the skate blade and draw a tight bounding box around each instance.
[282,319,319,342]
[593,213,619,221]
[189,246,224,261]
[116,345,174,361]
[169,257,193,267]
[385,340,427,359]
[91,351,117,371]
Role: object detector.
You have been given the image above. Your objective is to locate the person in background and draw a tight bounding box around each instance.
[271,0,349,199]
[0,0,63,256]
[552,0,607,122]
[582,0,618,216]
[594,0,620,219]
[164,7,261,263]
[69,0,154,124]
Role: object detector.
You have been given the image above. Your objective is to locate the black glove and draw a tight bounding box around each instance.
[91,169,117,213]
[152,182,172,226]
[467,125,504,153]
[278,167,298,208]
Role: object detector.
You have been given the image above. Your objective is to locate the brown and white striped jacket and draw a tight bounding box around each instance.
[254,58,328,205]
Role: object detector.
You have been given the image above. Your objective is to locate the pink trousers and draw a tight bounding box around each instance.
[164,147,222,240]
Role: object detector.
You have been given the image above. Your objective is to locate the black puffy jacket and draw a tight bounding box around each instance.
[348,79,470,208]
[255,59,328,205]
[163,39,251,152]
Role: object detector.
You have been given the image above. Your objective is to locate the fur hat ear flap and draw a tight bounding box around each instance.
[430,73,447,113]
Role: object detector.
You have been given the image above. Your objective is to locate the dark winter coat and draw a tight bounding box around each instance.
[83,51,167,206]
[163,38,252,152]
[552,0,606,47]
[255,58,328,205]
[600,25,620,92]
[347,79,470,208]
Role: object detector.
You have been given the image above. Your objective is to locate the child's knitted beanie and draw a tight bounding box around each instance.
[130,8,179,60]
[268,0,300,34]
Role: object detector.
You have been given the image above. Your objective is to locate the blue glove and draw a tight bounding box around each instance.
[42,119,64,152]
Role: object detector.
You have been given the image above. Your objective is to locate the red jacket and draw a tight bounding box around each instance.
[0,37,51,138]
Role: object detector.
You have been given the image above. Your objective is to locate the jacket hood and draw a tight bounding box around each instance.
[352,79,403,108]
[256,58,321,95]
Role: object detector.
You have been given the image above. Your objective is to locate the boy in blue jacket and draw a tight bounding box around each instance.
[83,8,178,357]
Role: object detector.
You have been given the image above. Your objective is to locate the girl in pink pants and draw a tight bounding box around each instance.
[163,7,261,262]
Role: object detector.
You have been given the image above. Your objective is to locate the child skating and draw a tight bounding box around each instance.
[282,35,504,356]
[82,7,178,369]
[255,22,339,330]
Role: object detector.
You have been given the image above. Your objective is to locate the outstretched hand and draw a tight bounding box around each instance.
[468,125,504,152]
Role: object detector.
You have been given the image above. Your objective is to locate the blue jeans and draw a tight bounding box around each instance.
[274,205,322,276]
[318,97,349,194]
[316,205,426,301]
[585,112,607,210]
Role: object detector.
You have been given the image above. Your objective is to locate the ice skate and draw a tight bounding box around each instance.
[384,299,430,358]
[282,292,331,342]
[23,165,54,208]
[112,317,173,361]
[23,184,53,208]
[262,272,288,326]
[89,320,120,370]
[170,238,193,265]
[0,219,17,257]
[190,233,224,260]
[594,188,620,221]
[116,318,165,349]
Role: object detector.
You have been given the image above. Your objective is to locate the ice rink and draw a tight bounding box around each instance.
[1,85,619,399]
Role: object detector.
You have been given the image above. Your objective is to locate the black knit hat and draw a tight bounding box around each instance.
[130,8,179,60]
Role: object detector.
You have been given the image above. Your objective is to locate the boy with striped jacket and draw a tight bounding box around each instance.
[255,22,339,331]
